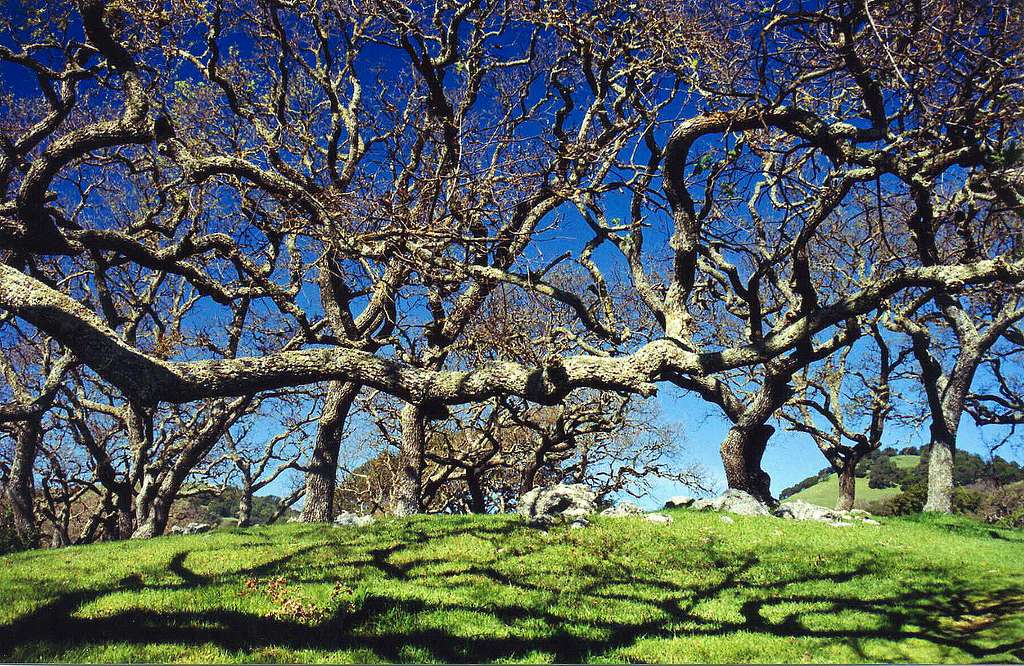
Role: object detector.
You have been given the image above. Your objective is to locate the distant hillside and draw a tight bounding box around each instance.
[780,447,1024,511]
[787,455,919,510]
[172,486,299,527]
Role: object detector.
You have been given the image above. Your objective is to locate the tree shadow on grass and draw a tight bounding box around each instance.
[1,521,1022,663]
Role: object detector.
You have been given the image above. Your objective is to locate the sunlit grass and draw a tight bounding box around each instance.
[1,511,1022,663]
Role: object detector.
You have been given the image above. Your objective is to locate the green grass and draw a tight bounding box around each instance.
[1,510,1022,663]
[788,455,920,509]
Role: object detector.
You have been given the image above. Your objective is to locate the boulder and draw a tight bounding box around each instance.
[774,501,880,525]
[645,513,673,525]
[693,489,772,516]
[774,500,842,522]
[518,483,597,528]
[333,511,375,528]
[600,501,645,517]
[663,495,696,509]
[720,515,735,524]
[169,522,215,536]
[692,497,718,512]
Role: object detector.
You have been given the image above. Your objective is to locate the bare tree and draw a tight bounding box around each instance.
[783,323,910,510]
[0,322,75,545]
[0,0,1022,526]
[218,396,312,527]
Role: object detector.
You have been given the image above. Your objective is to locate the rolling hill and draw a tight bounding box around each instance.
[785,455,920,510]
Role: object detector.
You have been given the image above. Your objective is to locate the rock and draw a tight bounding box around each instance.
[600,501,645,517]
[720,515,735,524]
[570,518,589,529]
[692,498,718,512]
[170,522,215,535]
[287,517,302,523]
[774,500,842,522]
[333,511,375,527]
[690,490,771,516]
[645,513,673,525]
[518,484,597,528]
[663,495,696,509]
[717,489,772,516]
[528,514,556,529]
[773,501,882,526]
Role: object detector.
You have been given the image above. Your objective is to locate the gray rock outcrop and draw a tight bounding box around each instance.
[693,489,772,516]
[518,484,597,528]
[774,500,842,522]
[168,522,215,536]
[663,496,696,509]
[333,511,375,527]
[600,501,645,517]
[774,500,878,525]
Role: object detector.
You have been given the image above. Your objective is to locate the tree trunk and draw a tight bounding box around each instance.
[104,490,135,540]
[6,419,41,548]
[521,442,547,494]
[238,481,253,527]
[715,375,793,507]
[130,471,176,539]
[391,403,426,516]
[131,497,171,539]
[300,381,358,522]
[924,389,967,514]
[720,423,775,505]
[467,472,486,514]
[835,458,857,511]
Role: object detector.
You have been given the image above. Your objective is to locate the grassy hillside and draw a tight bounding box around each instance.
[788,455,920,510]
[1,511,1022,663]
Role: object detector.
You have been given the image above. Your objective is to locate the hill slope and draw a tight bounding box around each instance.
[787,455,920,510]
[1,512,1022,663]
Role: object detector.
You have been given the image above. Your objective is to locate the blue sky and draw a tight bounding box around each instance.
[641,390,1024,510]
[4,1,1021,513]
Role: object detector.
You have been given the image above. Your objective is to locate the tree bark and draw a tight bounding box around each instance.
[391,403,426,516]
[923,393,965,513]
[300,381,358,522]
[836,458,857,511]
[132,504,170,539]
[113,491,135,540]
[467,472,486,514]
[238,481,253,527]
[6,419,42,547]
[923,371,970,513]
[720,422,775,505]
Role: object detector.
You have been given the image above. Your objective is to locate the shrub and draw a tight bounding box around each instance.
[868,455,900,489]
[954,487,984,514]
[870,484,927,516]
[869,483,983,517]
[976,482,1024,528]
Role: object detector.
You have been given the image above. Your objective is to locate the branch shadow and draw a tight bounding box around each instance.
[1,520,1022,663]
